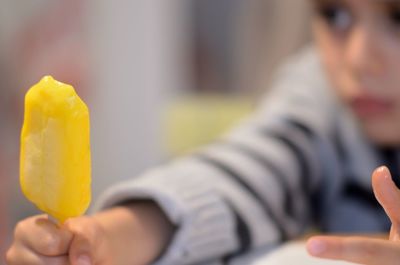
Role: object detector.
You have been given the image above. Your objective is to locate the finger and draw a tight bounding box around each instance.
[15,215,73,256]
[307,235,400,265]
[372,166,400,225]
[65,216,106,265]
[6,243,69,265]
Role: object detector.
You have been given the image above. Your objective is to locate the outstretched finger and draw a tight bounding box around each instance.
[372,166,400,227]
[307,235,400,265]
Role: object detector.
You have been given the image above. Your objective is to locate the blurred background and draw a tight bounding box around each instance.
[0,0,312,257]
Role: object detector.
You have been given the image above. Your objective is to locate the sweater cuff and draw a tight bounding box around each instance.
[92,158,239,264]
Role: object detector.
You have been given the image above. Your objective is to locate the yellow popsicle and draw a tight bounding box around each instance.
[20,76,91,223]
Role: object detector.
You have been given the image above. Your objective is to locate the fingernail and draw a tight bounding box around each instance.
[377,166,386,173]
[76,255,91,265]
[308,239,326,255]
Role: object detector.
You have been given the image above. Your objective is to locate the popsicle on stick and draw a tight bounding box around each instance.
[20,76,91,224]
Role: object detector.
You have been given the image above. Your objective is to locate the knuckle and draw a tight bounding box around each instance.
[14,216,41,239]
[14,220,28,238]
[88,219,107,244]
[41,233,61,255]
[86,220,102,237]
[6,247,17,263]
[364,242,378,256]
[71,217,102,241]
[352,240,378,263]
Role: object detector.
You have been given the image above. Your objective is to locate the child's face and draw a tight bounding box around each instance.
[312,0,400,146]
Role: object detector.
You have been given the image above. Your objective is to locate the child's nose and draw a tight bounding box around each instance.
[345,25,384,78]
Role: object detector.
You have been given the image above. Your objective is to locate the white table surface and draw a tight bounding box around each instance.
[249,242,356,265]
[228,241,354,265]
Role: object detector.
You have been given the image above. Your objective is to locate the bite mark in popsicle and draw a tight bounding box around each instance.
[20,76,91,223]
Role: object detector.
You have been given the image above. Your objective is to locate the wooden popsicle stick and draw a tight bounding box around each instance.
[47,214,61,226]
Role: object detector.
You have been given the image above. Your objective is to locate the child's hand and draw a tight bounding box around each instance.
[6,214,113,265]
[307,166,400,265]
[6,202,174,265]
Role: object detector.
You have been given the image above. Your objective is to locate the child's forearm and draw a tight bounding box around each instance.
[93,201,175,265]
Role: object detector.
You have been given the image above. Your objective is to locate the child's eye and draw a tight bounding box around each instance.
[316,4,353,32]
[388,8,400,27]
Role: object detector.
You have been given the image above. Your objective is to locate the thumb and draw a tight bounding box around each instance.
[69,232,93,265]
[372,166,400,227]
[65,217,104,265]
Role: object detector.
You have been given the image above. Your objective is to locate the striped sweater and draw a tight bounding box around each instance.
[94,47,398,265]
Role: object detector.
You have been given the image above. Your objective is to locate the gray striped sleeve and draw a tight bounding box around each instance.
[93,46,338,264]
